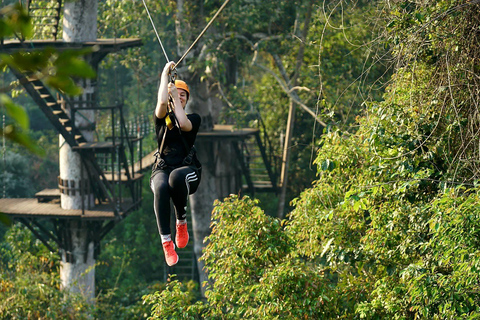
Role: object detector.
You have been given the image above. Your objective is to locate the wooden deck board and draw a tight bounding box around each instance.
[197,125,258,139]
[0,198,130,219]
[35,189,60,198]
[0,38,143,53]
[73,141,120,151]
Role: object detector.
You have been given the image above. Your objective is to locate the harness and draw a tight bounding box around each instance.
[152,97,200,172]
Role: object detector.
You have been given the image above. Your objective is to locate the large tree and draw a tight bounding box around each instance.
[145,0,480,318]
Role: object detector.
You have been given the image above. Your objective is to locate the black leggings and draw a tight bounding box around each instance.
[150,166,201,235]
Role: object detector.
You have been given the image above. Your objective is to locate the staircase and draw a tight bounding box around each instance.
[10,67,143,217]
[240,130,278,195]
[27,0,63,40]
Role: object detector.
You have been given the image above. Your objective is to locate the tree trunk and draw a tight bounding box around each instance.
[189,139,217,294]
[184,75,224,294]
[175,0,235,292]
[59,0,98,303]
[59,221,96,303]
[277,99,295,218]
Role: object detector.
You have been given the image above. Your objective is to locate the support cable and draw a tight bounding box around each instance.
[141,0,170,62]
[141,0,232,68]
[175,0,231,68]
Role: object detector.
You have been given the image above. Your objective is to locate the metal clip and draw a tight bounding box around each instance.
[169,68,177,84]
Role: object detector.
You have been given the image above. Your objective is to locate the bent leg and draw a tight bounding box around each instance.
[169,166,200,221]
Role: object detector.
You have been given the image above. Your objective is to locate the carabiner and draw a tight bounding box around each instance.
[169,68,177,84]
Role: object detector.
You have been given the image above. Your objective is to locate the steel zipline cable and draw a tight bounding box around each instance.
[141,0,171,62]
[174,0,231,68]
[141,0,232,68]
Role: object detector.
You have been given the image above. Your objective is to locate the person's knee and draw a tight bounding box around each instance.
[169,172,186,191]
[152,178,169,196]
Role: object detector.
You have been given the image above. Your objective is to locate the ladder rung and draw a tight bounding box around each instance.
[46,101,58,107]
[42,97,56,103]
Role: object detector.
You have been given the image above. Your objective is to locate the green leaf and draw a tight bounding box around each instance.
[45,75,83,96]
[0,50,52,72]
[1,124,45,156]
[321,159,336,171]
[0,212,12,226]
[320,238,334,257]
[0,3,32,39]
[54,49,96,78]
[1,94,29,130]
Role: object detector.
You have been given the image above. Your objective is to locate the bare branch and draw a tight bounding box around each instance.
[272,53,327,127]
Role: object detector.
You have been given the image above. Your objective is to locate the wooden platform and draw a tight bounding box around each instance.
[132,150,156,173]
[0,198,135,220]
[197,125,258,139]
[35,188,61,202]
[131,125,259,174]
[73,141,121,152]
[0,38,143,54]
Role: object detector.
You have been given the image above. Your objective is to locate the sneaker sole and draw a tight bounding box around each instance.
[176,234,189,248]
[166,255,179,266]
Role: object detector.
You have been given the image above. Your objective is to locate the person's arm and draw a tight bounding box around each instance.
[155,62,175,119]
[168,83,193,132]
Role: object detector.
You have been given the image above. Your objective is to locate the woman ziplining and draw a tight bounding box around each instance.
[142,0,231,266]
[150,61,202,266]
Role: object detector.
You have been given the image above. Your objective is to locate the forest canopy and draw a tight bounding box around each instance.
[2,0,480,319]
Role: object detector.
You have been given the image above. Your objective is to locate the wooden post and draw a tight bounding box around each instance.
[277,99,295,218]
[276,0,314,219]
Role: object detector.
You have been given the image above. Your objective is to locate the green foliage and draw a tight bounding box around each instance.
[0,150,35,197]
[96,0,174,117]
[0,3,95,160]
[143,279,204,320]
[0,225,92,319]
[0,3,31,39]
[146,1,480,317]
[382,0,480,183]
[202,196,294,318]
[94,278,154,320]
[6,0,480,318]
[145,196,337,319]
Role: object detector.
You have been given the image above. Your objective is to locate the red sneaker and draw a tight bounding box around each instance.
[175,222,189,249]
[162,241,178,266]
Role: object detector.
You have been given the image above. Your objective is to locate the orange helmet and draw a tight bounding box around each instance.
[175,80,190,101]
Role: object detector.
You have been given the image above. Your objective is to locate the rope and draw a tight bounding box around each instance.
[141,0,170,62]
[175,0,232,68]
[141,0,232,68]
